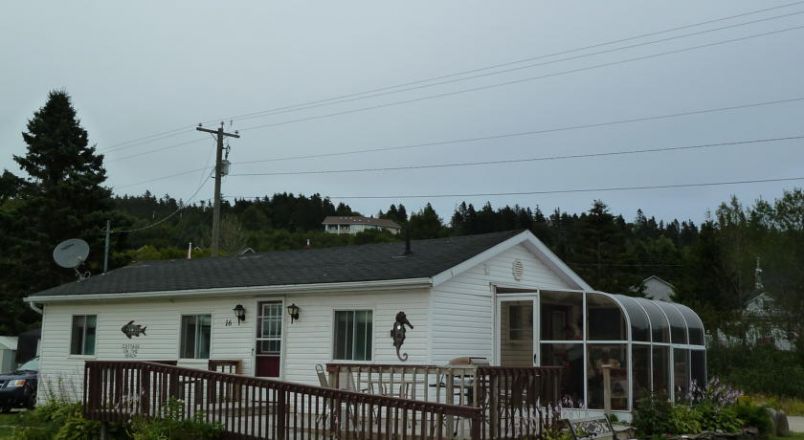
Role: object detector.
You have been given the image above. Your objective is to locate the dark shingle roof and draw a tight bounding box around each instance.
[31,230,522,297]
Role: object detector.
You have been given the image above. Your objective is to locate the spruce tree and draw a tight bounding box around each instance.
[0,90,112,332]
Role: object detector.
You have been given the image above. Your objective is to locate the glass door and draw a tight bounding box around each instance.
[256,301,283,377]
[496,295,538,367]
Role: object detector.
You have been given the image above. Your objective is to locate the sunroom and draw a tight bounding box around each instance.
[498,290,706,413]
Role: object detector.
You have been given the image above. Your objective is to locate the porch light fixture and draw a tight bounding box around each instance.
[232,304,246,324]
[287,303,300,323]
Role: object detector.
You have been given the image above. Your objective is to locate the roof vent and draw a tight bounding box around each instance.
[512,259,524,281]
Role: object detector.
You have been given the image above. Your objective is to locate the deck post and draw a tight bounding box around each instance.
[277,388,286,440]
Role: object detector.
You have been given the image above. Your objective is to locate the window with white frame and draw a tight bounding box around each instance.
[333,310,372,361]
[257,302,282,354]
[180,314,211,359]
[70,315,96,355]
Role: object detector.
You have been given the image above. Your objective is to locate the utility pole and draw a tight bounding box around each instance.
[196,122,240,257]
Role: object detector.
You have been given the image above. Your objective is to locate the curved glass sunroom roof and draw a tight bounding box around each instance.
[604,293,705,347]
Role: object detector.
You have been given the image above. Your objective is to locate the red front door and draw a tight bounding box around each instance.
[256,301,282,377]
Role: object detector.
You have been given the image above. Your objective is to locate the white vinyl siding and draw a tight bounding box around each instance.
[282,289,430,385]
[38,296,259,402]
[430,244,575,365]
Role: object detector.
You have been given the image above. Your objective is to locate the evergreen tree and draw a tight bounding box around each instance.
[409,203,444,239]
[0,90,112,332]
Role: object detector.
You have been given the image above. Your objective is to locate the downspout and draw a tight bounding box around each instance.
[28,302,43,315]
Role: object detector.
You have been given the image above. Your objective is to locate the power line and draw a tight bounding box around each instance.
[228,135,804,177]
[114,96,804,189]
[231,96,804,164]
[238,25,804,132]
[102,127,195,153]
[228,10,804,125]
[112,166,212,190]
[113,177,211,234]
[98,1,804,153]
[227,176,804,200]
[106,138,208,163]
[211,1,804,124]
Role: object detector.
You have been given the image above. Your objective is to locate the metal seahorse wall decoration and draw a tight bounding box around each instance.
[390,311,414,361]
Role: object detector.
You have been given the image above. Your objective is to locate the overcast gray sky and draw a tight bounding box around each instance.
[2,1,803,224]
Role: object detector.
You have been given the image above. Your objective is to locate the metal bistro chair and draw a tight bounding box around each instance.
[315,364,363,431]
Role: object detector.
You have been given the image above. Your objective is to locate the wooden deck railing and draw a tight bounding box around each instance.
[84,361,482,440]
[326,364,563,440]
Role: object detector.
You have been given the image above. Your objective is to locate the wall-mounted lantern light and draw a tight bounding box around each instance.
[232,304,246,324]
[287,303,300,323]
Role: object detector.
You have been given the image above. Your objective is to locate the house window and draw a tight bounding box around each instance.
[70,315,96,355]
[180,314,211,359]
[333,310,372,361]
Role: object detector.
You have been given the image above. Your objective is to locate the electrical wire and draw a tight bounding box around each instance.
[231,97,804,164]
[228,9,804,125]
[238,24,804,132]
[113,96,804,189]
[112,166,213,190]
[102,127,196,153]
[98,1,804,153]
[113,177,211,234]
[210,1,804,123]
[106,138,208,163]
[229,135,804,177]
[226,176,804,200]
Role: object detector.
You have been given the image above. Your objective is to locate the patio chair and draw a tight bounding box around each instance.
[314,364,362,431]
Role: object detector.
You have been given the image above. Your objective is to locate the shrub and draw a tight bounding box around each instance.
[708,343,804,398]
[733,400,773,438]
[696,401,742,433]
[632,393,673,437]
[128,398,222,440]
[668,404,702,434]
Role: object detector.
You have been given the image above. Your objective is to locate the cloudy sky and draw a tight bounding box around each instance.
[2,1,803,224]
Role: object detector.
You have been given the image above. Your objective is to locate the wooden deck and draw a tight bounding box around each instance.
[84,361,561,440]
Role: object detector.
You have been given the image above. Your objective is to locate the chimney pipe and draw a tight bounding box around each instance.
[404,223,412,256]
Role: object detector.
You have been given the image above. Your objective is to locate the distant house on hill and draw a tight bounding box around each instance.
[639,275,676,302]
[322,216,401,235]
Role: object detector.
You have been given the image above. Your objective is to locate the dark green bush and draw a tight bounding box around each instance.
[128,398,222,440]
[708,343,804,398]
[734,400,773,438]
[632,393,673,437]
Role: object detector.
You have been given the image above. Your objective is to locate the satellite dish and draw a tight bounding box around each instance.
[53,239,90,269]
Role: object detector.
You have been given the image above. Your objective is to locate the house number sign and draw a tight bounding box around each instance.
[122,343,140,358]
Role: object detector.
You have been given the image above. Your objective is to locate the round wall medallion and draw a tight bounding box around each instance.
[512,259,524,281]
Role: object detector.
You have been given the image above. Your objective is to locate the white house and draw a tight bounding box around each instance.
[25,230,705,413]
[639,275,675,302]
[322,216,401,235]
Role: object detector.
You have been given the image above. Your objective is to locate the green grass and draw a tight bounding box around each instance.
[771,434,804,440]
[746,395,804,417]
[0,412,23,439]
